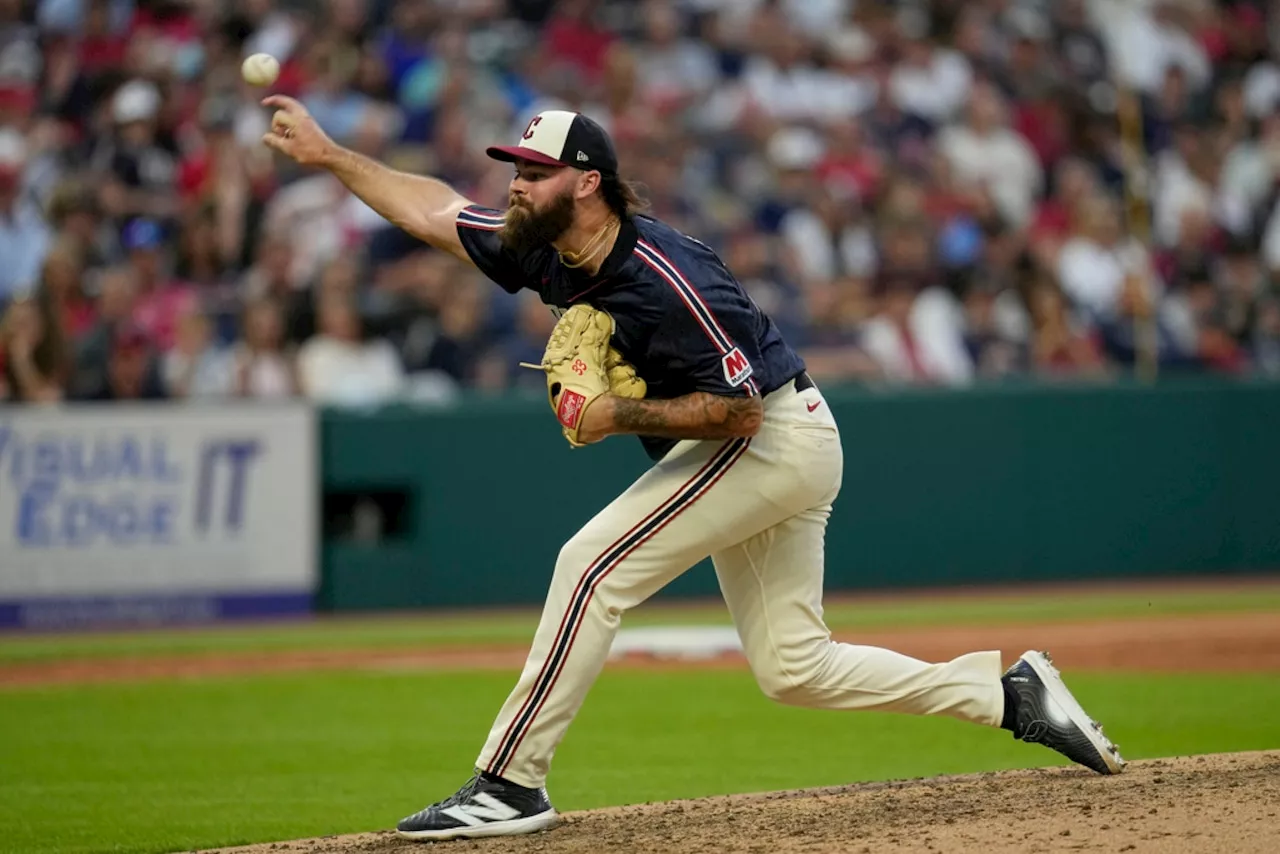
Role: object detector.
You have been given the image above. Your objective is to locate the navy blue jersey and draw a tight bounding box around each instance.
[457,205,807,460]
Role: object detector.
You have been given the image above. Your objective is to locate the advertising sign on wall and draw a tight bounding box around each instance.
[0,405,317,630]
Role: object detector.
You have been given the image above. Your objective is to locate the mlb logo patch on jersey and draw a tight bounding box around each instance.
[721,347,754,387]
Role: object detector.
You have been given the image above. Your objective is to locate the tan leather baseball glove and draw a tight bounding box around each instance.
[521,303,646,447]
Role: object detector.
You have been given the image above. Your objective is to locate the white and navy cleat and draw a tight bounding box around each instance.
[396,771,559,841]
[1002,650,1126,775]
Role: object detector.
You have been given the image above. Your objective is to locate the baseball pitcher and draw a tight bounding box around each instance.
[261,99,1124,842]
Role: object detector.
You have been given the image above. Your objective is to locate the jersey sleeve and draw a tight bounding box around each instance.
[455,205,530,294]
[650,257,764,398]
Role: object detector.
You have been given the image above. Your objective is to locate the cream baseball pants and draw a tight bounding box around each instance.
[477,378,1006,787]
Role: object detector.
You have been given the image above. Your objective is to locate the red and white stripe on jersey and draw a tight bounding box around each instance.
[633,239,761,395]
[457,206,506,231]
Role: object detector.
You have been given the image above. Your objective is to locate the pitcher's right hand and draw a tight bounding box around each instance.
[260,95,334,167]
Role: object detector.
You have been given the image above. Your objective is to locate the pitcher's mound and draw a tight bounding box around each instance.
[206,751,1280,854]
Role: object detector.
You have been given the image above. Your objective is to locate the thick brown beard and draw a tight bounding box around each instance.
[499,190,576,252]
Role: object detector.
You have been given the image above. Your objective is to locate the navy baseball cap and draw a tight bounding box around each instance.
[487,110,618,177]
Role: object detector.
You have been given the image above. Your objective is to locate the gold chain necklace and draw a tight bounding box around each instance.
[559,216,620,270]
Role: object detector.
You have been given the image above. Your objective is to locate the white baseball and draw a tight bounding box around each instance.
[241,53,280,87]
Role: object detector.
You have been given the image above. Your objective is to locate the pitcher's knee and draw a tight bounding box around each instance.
[752,643,830,704]
[554,534,594,578]
[554,534,627,612]
[753,669,796,703]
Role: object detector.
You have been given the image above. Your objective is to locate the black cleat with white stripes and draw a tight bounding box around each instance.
[1003,650,1126,775]
[396,772,559,841]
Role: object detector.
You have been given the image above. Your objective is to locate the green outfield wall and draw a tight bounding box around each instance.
[318,378,1280,611]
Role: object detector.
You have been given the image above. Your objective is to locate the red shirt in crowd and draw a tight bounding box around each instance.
[541,15,616,80]
[61,299,98,341]
[816,151,883,201]
[78,35,127,74]
[1030,200,1073,242]
[1014,101,1071,169]
[132,283,198,352]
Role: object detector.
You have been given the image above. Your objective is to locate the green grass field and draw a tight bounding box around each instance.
[2,583,1278,854]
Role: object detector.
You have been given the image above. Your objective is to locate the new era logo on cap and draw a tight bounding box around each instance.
[486,110,618,176]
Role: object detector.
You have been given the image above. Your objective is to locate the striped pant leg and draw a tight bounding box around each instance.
[475,437,754,789]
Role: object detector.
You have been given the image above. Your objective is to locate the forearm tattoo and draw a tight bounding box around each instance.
[611,392,763,440]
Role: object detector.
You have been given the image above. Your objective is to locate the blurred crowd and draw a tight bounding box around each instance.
[5,0,1280,406]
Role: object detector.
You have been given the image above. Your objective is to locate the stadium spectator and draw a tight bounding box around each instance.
[69,264,136,397]
[1220,112,1280,224]
[794,273,883,384]
[240,226,294,295]
[780,183,877,287]
[478,288,559,393]
[721,226,806,342]
[163,304,234,398]
[0,0,1277,406]
[39,234,97,341]
[960,276,1030,379]
[230,296,297,400]
[46,179,111,270]
[861,275,972,386]
[297,290,405,406]
[1056,194,1161,324]
[634,0,718,112]
[121,217,199,352]
[1253,294,1280,374]
[887,12,973,126]
[1051,0,1110,87]
[937,82,1042,229]
[90,79,179,225]
[540,0,616,84]
[1175,263,1252,371]
[0,290,69,403]
[76,322,167,401]
[1026,276,1108,378]
[407,270,490,386]
[0,127,50,301]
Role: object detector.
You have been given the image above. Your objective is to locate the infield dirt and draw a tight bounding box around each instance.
[205,751,1280,854]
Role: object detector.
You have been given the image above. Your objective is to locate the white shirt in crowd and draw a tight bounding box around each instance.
[0,199,51,301]
[937,124,1043,227]
[1091,0,1210,94]
[233,347,295,399]
[636,40,719,104]
[1056,236,1160,319]
[1243,62,1280,118]
[888,48,973,124]
[694,0,848,39]
[164,346,297,399]
[1149,150,1247,245]
[742,59,877,124]
[1218,138,1280,217]
[297,336,406,407]
[261,173,362,289]
[163,348,235,398]
[779,209,877,282]
[861,288,975,386]
[1257,198,1280,273]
